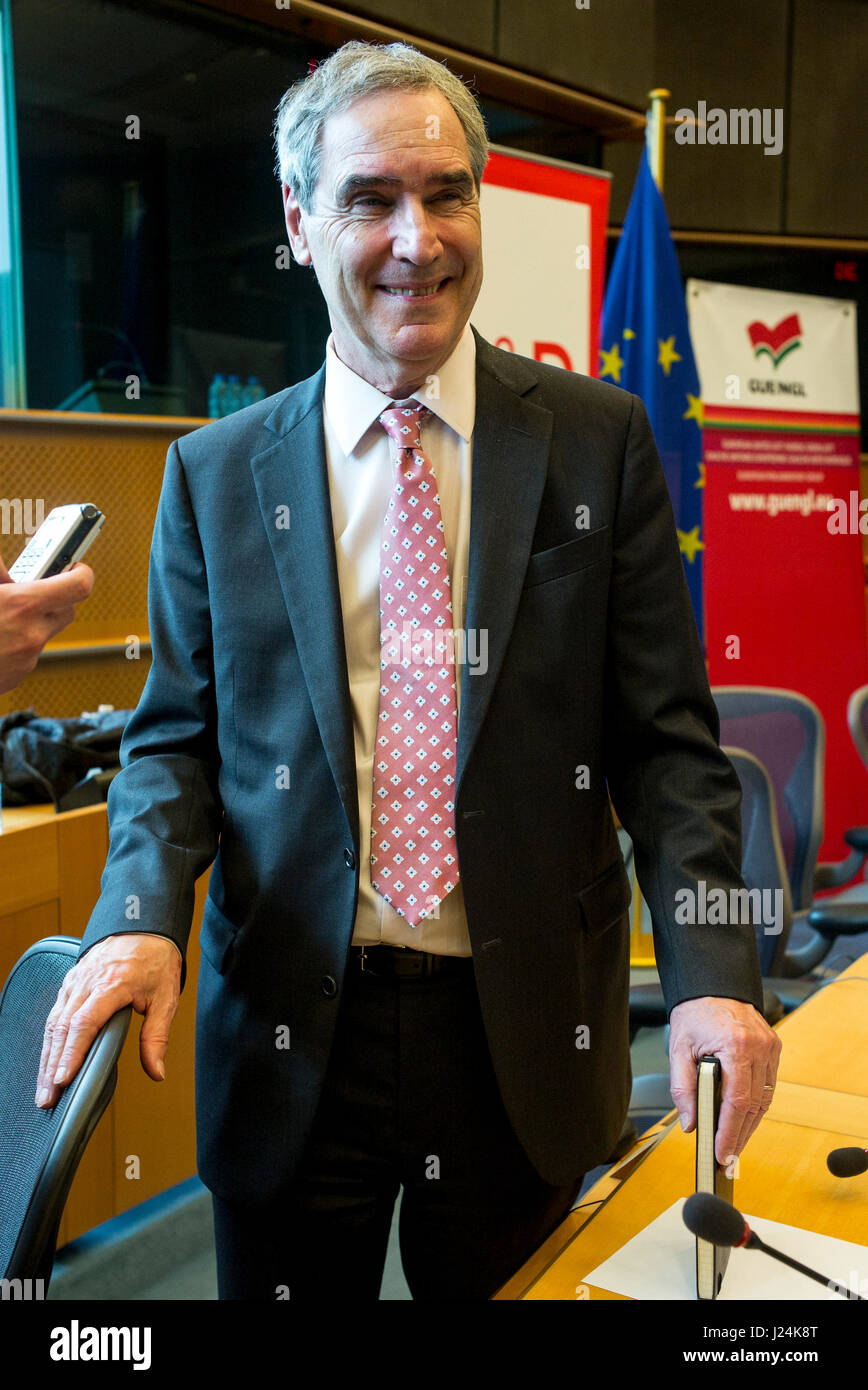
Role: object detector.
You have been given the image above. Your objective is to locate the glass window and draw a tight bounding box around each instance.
[0,0,25,406]
[8,0,605,418]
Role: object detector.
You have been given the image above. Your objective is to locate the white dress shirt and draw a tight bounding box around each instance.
[323,322,476,956]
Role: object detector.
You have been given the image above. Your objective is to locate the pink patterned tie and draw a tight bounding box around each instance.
[370,402,459,927]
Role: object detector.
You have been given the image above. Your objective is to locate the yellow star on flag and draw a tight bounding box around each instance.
[623,328,636,339]
[683,394,704,427]
[678,526,704,563]
[599,342,625,383]
[694,462,706,489]
[657,336,682,377]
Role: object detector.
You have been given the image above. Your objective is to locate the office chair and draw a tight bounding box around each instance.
[808,682,868,892]
[627,748,789,1123]
[800,684,868,956]
[0,936,131,1287]
[712,686,868,972]
[848,684,868,774]
[629,744,793,1023]
[825,683,868,891]
[713,687,825,909]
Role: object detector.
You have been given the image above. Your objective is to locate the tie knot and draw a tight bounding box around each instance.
[378,402,430,451]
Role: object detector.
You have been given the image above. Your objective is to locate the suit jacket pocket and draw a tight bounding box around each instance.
[575,859,632,937]
[200,895,242,974]
[522,525,609,590]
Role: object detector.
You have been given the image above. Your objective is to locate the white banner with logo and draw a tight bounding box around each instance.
[688,278,865,864]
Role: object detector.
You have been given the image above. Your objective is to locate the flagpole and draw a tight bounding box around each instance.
[646,88,670,191]
[605,82,704,972]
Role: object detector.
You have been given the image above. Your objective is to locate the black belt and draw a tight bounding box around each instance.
[349,944,473,979]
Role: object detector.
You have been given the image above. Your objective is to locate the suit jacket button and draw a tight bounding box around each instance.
[344,848,355,869]
[321,975,338,998]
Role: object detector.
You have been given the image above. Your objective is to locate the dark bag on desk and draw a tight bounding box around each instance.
[0,707,132,810]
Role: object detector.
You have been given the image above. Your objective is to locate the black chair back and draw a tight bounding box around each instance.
[847,684,868,775]
[0,937,130,1285]
[723,747,793,976]
[713,686,824,911]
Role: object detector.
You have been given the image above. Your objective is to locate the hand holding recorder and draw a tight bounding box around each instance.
[0,503,103,694]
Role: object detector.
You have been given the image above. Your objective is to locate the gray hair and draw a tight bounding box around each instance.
[273,40,489,213]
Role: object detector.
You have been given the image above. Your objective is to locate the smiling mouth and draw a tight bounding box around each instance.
[379,279,449,298]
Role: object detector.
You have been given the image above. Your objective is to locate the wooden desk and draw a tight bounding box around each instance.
[0,801,208,1246]
[496,956,868,1299]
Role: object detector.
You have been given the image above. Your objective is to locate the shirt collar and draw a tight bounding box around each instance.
[324,321,476,457]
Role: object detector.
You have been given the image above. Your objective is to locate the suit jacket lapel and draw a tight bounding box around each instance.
[248,329,554,846]
[249,366,361,851]
[457,330,553,796]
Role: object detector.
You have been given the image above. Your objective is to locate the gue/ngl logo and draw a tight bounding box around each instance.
[747,313,802,369]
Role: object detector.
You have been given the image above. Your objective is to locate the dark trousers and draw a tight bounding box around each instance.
[211,956,582,1300]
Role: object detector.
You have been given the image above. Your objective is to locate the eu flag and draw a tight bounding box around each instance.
[600,149,705,640]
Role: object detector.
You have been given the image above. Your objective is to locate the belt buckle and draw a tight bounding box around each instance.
[359,944,390,974]
[358,943,409,976]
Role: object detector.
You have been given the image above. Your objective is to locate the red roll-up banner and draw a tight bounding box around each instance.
[473,146,610,378]
[689,279,867,866]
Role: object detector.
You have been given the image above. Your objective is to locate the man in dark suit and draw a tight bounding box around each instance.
[36,40,780,1300]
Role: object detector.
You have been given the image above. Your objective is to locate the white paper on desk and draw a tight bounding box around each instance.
[584,1198,868,1300]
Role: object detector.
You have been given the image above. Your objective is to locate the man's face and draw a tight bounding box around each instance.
[283,87,483,395]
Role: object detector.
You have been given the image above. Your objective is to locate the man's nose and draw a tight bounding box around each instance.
[389,199,442,261]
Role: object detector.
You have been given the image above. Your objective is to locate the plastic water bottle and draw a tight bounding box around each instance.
[223,375,243,415]
[243,376,265,406]
[208,374,226,419]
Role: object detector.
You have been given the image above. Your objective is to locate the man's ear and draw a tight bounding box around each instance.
[282,184,313,267]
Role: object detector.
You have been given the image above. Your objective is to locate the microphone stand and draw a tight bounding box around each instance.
[744,1230,864,1300]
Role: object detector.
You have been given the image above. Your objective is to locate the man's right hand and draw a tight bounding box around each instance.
[35,934,182,1109]
[0,555,95,694]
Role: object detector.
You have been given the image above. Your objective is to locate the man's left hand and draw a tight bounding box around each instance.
[668,996,782,1167]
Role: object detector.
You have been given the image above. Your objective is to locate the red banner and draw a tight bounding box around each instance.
[690,280,868,869]
[473,147,610,378]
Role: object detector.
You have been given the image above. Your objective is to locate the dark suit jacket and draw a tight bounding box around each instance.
[78,326,763,1204]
